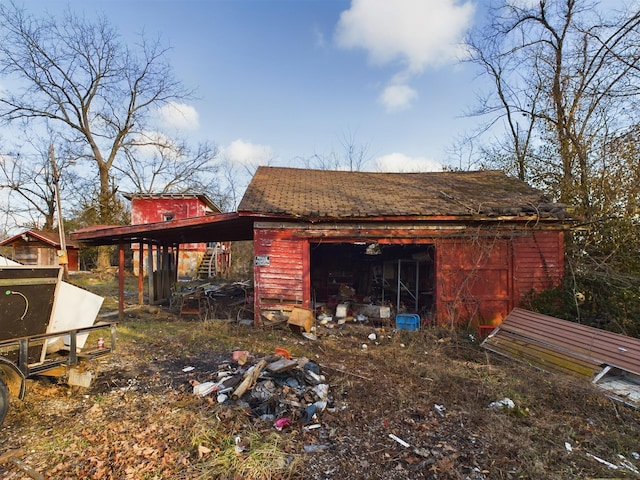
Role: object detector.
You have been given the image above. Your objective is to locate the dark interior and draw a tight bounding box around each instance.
[309,243,435,318]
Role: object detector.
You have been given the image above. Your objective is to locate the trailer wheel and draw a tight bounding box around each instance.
[0,378,8,427]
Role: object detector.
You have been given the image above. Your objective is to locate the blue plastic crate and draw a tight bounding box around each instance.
[396,313,420,332]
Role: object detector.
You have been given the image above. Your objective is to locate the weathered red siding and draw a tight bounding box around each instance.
[252,222,566,329]
[512,231,564,299]
[130,197,211,277]
[436,237,512,327]
[254,228,309,309]
[131,197,207,251]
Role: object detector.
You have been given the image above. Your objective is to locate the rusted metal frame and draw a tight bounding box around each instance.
[5,323,116,379]
[17,339,28,376]
[485,309,640,378]
[496,321,609,368]
[483,329,602,376]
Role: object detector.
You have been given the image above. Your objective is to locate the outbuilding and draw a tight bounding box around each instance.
[123,193,230,279]
[238,167,573,329]
[0,229,79,271]
[71,167,573,329]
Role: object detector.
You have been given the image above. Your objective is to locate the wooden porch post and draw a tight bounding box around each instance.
[118,239,125,319]
[138,241,144,305]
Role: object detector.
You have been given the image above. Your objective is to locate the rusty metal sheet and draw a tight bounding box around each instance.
[482,308,640,375]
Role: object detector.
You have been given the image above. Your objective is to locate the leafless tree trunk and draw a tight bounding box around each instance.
[466,0,640,219]
[0,4,195,268]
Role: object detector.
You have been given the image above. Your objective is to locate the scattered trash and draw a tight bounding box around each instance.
[565,442,572,453]
[274,347,291,359]
[234,436,247,453]
[368,333,377,341]
[586,452,619,469]
[584,451,640,474]
[187,348,334,436]
[232,350,251,364]
[488,397,515,410]
[301,404,317,425]
[434,404,446,417]
[389,433,410,448]
[182,366,195,373]
[192,381,217,397]
[274,417,291,431]
[303,444,328,453]
[618,454,640,474]
[287,307,314,333]
[413,447,431,458]
[632,452,640,460]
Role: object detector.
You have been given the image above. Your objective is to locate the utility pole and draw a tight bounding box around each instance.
[49,144,68,280]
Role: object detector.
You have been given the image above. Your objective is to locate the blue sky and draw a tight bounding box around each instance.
[21,0,484,174]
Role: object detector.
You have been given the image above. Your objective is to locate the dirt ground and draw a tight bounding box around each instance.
[1,275,640,479]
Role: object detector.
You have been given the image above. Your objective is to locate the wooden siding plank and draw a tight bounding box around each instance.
[254,229,307,313]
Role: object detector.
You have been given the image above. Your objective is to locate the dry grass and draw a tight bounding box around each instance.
[1,275,640,479]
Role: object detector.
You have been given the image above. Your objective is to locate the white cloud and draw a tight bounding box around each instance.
[157,102,200,130]
[374,152,443,172]
[335,0,475,110]
[335,0,474,71]
[223,139,272,165]
[379,83,417,112]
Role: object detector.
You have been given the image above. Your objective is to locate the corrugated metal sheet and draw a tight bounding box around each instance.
[482,308,640,379]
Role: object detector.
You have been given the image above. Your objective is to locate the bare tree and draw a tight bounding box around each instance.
[467,0,640,218]
[0,3,195,267]
[464,0,640,328]
[0,133,79,231]
[116,139,219,195]
[300,130,371,171]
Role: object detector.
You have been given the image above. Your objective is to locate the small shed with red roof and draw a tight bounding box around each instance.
[0,230,79,271]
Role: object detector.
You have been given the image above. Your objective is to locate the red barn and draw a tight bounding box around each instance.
[238,167,572,329]
[125,193,224,278]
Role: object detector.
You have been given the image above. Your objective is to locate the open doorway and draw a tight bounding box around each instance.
[309,242,435,320]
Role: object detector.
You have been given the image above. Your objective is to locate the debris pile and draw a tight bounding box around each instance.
[187,348,331,431]
[173,280,253,319]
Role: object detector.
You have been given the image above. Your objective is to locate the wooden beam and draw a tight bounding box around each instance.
[118,239,125,319]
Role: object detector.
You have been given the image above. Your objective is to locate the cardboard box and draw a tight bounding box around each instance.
[356,304,391,319]
[287,307,314,333]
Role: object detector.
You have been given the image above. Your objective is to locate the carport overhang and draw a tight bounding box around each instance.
[71,212,257,247]
[70,212,260,319]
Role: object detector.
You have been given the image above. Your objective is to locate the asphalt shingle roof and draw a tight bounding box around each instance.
[238,166,568,219]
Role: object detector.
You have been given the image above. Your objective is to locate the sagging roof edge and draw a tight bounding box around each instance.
[70,211,575,248]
